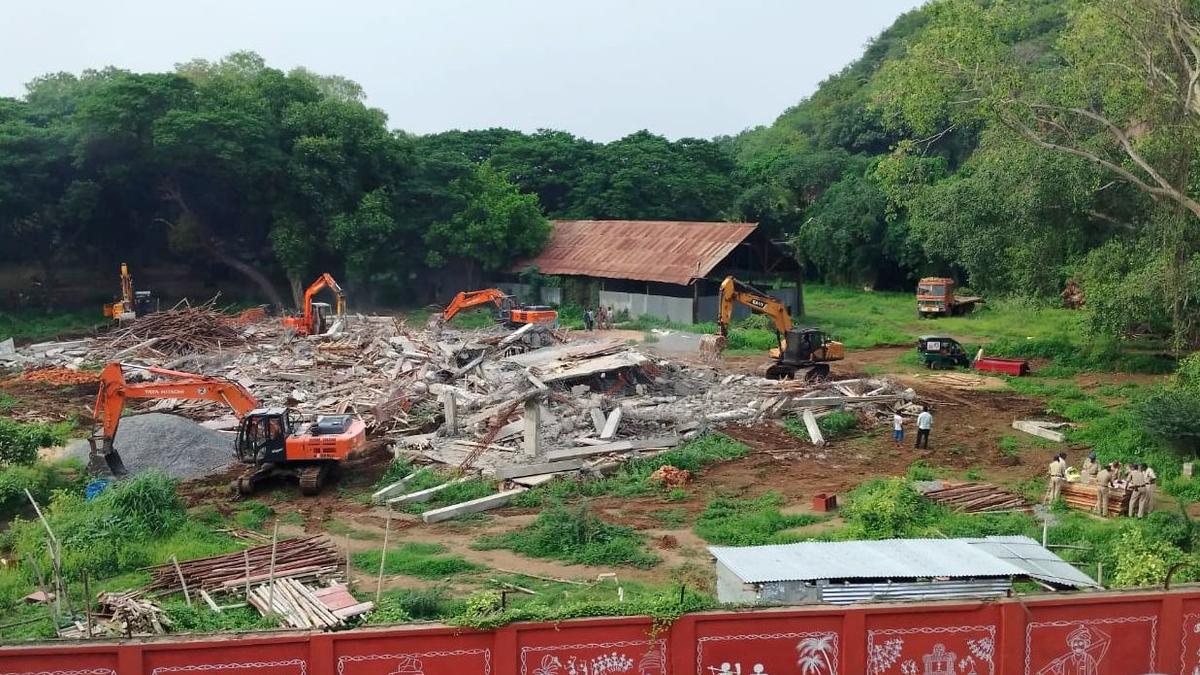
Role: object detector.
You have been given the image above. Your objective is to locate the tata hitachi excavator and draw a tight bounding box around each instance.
[704,276,844,381]
[89,362,366,495]
[282,273,346,336]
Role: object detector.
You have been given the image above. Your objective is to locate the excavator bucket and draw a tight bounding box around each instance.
[87,438,128,477]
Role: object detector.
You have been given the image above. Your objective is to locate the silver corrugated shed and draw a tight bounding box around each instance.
[709,536,1097,589]
[964,535,1102,588]
[709,539,1017,584]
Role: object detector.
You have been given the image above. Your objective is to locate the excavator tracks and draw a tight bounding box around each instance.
[298,464,330,496]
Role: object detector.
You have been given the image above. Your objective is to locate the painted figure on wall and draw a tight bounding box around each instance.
[1036,625,1109,675]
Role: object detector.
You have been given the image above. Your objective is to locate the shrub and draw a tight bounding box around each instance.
[817,411,859,438]
[1111,527,1197,588]
[0,419,70,466]
[997,436,1020,457]
[842,479,935,539]
[905,460,943,481]
[693,493,823,545]
[476,504,659,568]
[0,460,84,521]
[1137,388,1200,454]
[1164,476,1200,506]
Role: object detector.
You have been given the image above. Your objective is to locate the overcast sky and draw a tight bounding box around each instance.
[1,1,923,141]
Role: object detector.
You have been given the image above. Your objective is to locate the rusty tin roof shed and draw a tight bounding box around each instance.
[514,220,759,286]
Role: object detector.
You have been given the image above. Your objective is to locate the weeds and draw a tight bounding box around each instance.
[233,501,274,531]
[998,436,1020,457]
[352,542,481,579]
[0,418,72,466]
[0,309,105,342]
[476,504,659,568]
[693,493,824,546]
[403,477,497,514]
[650,508,689,528]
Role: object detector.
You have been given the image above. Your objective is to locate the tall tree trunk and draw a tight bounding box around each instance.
[288,273,304,310]
[205,242,286,309]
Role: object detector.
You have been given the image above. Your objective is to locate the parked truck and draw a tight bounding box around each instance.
[916,277,983,318]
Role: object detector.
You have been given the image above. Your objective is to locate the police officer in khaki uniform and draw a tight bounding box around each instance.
[1080,452,1099,485]
[1044,452,1066,505]
[1093,463,1112,517]
[1126,464,1148,518]
[1143,464,1157,515]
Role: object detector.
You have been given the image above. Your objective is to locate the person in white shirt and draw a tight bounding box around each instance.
[892,412,904,448]
[915,406,933,449]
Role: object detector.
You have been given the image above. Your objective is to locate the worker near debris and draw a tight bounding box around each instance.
[596,306,608,331]
[914,406,932,449]
[1044,452,1066,504]
[1080,451,1099,485]
[892,411,904,448]
[1126,464,1148,518]
[1144,464,1157,514]
[583,307,594,331]
[607,306,615,328]
[1093,463,1112,517]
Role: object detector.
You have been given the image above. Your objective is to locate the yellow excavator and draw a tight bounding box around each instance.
[102,263,158,321]
[705,276,844,381]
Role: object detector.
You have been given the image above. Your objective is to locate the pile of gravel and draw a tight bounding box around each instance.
[68,413,236,479]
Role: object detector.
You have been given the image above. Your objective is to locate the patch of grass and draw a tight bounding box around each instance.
[693,492,824,546]
[163,601,276,633]
[0,459,84,521]
[374,458,415,491]
[0,394,18,413]
[818,411,859,438]
[0,309,106,342]
[988,336,1175,374]
[512,434,749,506]
[279,511,305,526]
[448,308,500,329]
[476,504,659,568]
[324,518,381,540]
[352,541,482,579]
[402,477,498,514]
[368,586,458,623]
[998,435,1020,457]
[905,460,947,481]
[649,508,690,528]
[233,500,274,530]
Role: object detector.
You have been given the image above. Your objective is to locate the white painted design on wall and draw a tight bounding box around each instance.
[695,630,839,675]
[867,625,996,675]
[335,648,492,674]
[1023,616,1157,675]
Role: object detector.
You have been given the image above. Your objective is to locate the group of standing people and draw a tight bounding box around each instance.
[1046,451,1157,518]
[892,406,934,449]
[583,306,614,331]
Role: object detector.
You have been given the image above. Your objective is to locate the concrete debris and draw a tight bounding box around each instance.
[1012,420,1069,443]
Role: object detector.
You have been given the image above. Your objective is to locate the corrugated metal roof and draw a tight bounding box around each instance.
[513,220,758,286]
[819,578,1011,605]
[964,535,1102,589]
[709,536,1098,589]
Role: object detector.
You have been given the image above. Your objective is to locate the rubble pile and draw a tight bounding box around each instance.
[89,300,250,359]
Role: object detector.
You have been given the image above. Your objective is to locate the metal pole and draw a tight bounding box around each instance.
[267,520,280,612]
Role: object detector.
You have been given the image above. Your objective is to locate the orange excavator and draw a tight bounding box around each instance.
[90,362,366,495]
[435,289,557,327]
[282,273,346,336]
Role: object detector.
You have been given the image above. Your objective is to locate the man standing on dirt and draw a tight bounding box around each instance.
[1144,464,1157,514]
[1094,462,1112,517]
[596,306,607,331]
[914,406,932,449]
[1127,464,1148,517]
[1044,452,1066,505]
[892,411,905,448]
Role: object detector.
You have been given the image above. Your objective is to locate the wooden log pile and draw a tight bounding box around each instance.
[90,299,248,358]
[1061,482,1129,517]
[97,590,171,635]
[246,579,371,629]
[923,482,1029,513]
[145,536,341,593]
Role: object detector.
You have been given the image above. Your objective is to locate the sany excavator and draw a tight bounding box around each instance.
[102,263,158,321]
[704,276,844,381]
[282,273,346,336]
[434,289,558,328]
[90,362,366,495]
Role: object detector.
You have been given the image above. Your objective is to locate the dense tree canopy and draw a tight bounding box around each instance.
[6,2,1200,346]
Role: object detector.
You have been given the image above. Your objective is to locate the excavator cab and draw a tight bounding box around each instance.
[235,408,298,466]
[310,302,333,335]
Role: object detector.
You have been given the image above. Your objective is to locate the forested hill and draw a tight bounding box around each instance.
[3,0,1200,345]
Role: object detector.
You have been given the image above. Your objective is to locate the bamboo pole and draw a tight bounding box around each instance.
[267,520,280,612]
[376,510,392,605]
[82,570,92,638]
[243,549,251,599]
[24,489,70,620]
[170,555,192,607]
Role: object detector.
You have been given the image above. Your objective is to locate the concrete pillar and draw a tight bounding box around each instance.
[523,397,541,457]
[441,391,458,436]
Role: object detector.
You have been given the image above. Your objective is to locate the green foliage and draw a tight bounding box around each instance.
[905,460,945,481]
[988,336,1174,375]
[0,459,84,521]
[1111,527,1198,588]
[0,310,105,342]
[369,587,456,623]
[1165,476,1200,506]
[1138,388,1200,454]
[693,493,824,546]
[352,541,482,579]
[233,501,274,531]
[476,504,659,569]
[163,601,276,633]
[0,418,71,466]
[842,478,935,539]
[512,434,749,506]
[818,411,860,438]
[997,435,1020,457]
[403,477,497,514]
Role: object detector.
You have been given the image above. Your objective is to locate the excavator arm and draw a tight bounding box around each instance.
[90,362,260,475]
[439,289,511,322]
[716,276,793,340]
[283,273,346,335]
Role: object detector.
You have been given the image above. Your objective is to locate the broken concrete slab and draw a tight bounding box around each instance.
[372,471,429,503]
[802,409,825,446]
[1012,420,1067,443]
[421,487,527,523]
[522,398,541,457]
[589,408,607,435]
[494,459,584,480]
[545,436,680,461]
[600,406,623,440]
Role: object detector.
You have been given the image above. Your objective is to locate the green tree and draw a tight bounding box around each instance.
[425,162,550,271]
